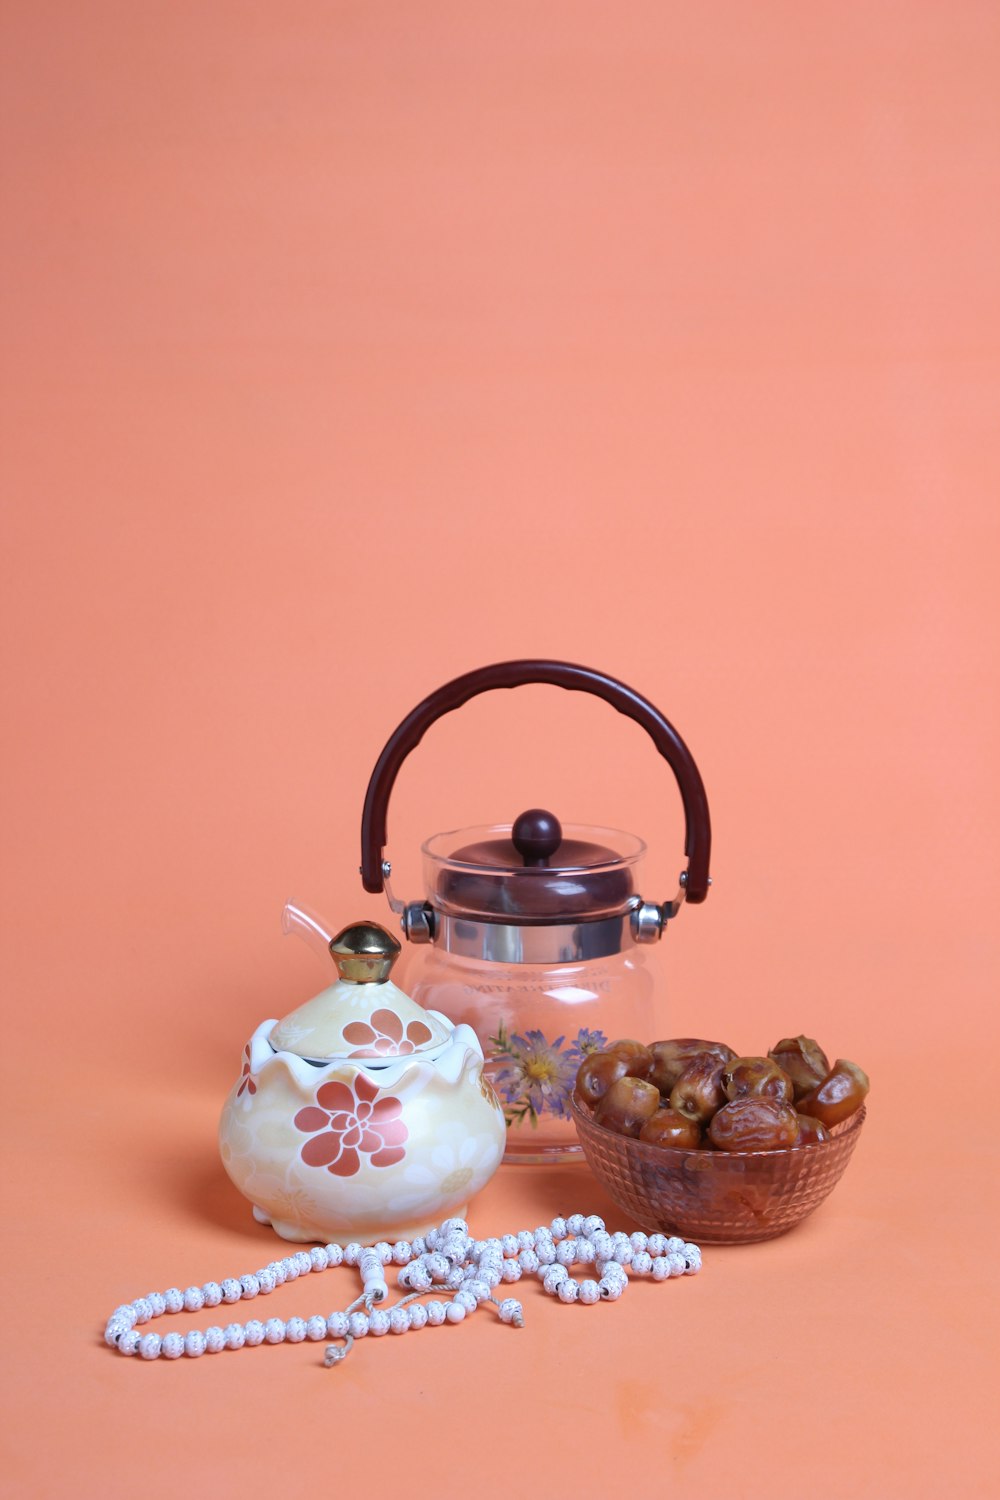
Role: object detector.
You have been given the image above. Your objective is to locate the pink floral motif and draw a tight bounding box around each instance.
[236,1044,256,1097]
[342,1008,434,1058]
[293,1074,408,1178]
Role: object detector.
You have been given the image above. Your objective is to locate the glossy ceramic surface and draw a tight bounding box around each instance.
[220,1015,506,1244]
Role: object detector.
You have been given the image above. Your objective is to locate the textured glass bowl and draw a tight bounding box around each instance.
[570,1096,866,1244]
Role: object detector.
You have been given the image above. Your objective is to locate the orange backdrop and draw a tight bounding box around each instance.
[2,3,998,1496]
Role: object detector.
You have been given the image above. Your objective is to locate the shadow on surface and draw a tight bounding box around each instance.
[495,1159,630,1228]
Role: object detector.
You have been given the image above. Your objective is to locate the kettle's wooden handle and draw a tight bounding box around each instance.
[360,660,712,905]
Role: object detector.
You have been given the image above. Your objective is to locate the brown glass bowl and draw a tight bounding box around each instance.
[570,1095,866,1244]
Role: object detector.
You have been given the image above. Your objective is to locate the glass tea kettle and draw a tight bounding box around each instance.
[359,660,712,1164]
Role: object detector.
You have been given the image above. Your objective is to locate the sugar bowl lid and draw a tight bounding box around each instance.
[269,921,451,1061]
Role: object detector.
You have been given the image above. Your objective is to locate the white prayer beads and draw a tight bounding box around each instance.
[103,1212,701,1366]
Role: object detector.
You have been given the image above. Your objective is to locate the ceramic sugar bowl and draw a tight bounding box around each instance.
[219,918,506,1244]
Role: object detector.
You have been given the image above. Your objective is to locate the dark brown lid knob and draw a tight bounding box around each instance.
[512,809,563,867]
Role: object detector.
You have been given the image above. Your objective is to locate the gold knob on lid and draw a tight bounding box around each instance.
[329,920,402,984]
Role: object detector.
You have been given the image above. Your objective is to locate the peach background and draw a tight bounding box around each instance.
[2,2,998,1495]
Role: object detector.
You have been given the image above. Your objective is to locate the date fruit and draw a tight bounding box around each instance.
[594,1076,661,1138]
[639,1108,703,1149]
[794,1113,831,1146]
[669,1055,727,1123]
[574,1051,629,1107]
[648,1038,736,1094]
[708,1097,800,1151]
[722,1056,794,1105]
[795,1059,870,1128]
[577,1034,868,1157]
[605,1039,655,1078]
[768,1036,830,1100]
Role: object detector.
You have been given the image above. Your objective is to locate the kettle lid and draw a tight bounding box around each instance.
[269,920,450,1060]
[424,809,643,924]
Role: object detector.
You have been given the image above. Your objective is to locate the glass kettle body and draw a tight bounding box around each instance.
[399,938,655,1162]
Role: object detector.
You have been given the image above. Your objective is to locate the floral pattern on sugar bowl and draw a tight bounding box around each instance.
[294,1074,409,1174]
[219,917,506,1245]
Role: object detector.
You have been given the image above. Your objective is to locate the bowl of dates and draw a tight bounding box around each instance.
[570,1036,867,1243]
